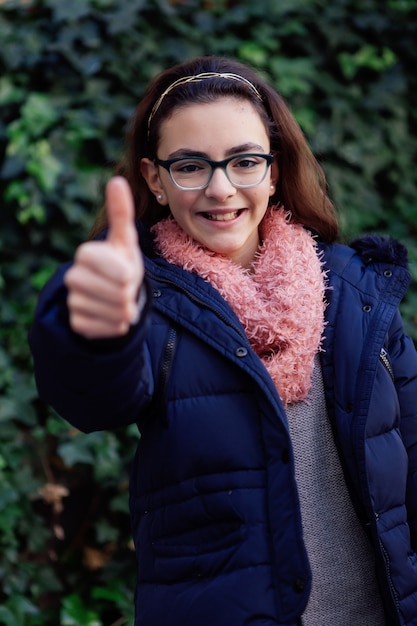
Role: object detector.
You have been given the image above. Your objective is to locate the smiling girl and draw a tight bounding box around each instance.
[30,56,417,626]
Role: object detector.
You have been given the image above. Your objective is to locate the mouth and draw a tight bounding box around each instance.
[201,209,243,221]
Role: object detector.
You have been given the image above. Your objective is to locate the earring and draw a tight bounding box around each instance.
[157,194,163,201]
[270,185,275,191]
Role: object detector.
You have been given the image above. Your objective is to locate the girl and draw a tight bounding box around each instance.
[30,56,417,625]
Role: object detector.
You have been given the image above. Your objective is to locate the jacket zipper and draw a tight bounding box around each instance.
[142,325,178,428]
[159,325,178,427]
[160,326,177,393]
[144,269,251,427]
[379,347,394,382]
[380,541,401,616]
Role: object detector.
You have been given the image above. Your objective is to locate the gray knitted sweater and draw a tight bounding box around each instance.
[286,357,386,625]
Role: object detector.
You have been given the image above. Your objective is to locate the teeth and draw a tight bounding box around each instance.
[205,210,240,221]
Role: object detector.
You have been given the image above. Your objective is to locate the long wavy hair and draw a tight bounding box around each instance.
[91,56,338,241]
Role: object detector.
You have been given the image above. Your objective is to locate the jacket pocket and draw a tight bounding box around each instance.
[151,519,244,558]
[133,470,268,583]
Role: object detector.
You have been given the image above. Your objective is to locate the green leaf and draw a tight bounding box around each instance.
[60,594,102,626]
[388,0,417,11]
[338,45,397,80]
[20,93,61,137]
[17,203,47,225]
[91,582,125,603]
[51,1,93,23]
[0,76,25,106]
[0,399,17,424]
[31,264,59,290]
[0,606,16,626]
[58,438,95,467]
[4,594,40,619]
[26,140,63,192]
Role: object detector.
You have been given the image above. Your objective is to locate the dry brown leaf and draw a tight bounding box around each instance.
[83,543,116,570]
[34,483,70,514]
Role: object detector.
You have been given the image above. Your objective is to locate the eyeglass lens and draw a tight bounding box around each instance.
[169,154,270,189]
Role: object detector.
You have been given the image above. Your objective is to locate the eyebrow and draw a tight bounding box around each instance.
[166,143,267,159]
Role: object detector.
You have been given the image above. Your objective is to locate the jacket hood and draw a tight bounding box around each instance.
[350,235,408,268]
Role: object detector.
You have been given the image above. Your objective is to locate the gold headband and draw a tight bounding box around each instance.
[147,72,263,136]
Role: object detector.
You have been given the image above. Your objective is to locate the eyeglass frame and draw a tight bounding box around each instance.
[154,152,274,191]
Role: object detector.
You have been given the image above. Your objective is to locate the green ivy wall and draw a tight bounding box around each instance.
[0,0,416,624]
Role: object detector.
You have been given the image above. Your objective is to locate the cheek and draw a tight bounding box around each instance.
[250,186,272,211]
[166,190,198,218]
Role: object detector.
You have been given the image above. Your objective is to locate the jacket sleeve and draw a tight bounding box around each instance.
[29,263,155,432]
[388,310,417,547]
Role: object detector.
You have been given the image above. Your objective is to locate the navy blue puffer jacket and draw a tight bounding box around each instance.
[30,231,417,626]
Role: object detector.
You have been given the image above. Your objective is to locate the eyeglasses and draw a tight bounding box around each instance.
[154,153,274,191]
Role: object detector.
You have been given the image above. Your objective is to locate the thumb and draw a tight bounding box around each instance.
[106,176,138,254]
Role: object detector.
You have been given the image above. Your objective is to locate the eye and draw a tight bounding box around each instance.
[171,160,205,174]
[233,156,262,169]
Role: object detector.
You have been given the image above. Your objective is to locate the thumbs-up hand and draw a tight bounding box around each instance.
[64,177,145,339]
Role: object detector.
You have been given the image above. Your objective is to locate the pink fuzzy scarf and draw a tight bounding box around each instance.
[152,207,327,405]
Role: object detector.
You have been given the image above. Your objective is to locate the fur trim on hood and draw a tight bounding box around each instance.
[350,235,408,268]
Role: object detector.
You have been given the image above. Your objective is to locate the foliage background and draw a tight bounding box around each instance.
[0,0,416,624]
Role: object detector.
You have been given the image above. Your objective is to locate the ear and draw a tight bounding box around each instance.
[269,159,279,197]
[140,158,169,205]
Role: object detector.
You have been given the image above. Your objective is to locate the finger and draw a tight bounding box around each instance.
[68,310,131,339]
[67,289,136,325]
[106,176,138,254]
[66,273,135,315]
[66,252,137,297]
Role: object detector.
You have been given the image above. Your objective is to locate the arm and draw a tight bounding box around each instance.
[29,268,155,432]
[29,177,155,432]
[389,311,417,546]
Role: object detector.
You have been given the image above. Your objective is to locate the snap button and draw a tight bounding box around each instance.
[362,304,372,313]
[235,347,248,357]
[293,577,305,593]
[152,288,162,298]
[383,269,392,278]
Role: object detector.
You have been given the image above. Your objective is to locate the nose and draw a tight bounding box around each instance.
[204,166,237,201]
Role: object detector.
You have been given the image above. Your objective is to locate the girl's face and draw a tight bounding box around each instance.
[141,97,278,268]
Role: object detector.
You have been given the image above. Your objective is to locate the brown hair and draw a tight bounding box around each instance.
[91,55,338,241]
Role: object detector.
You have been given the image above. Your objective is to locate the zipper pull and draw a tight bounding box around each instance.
[379,347,394,382]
